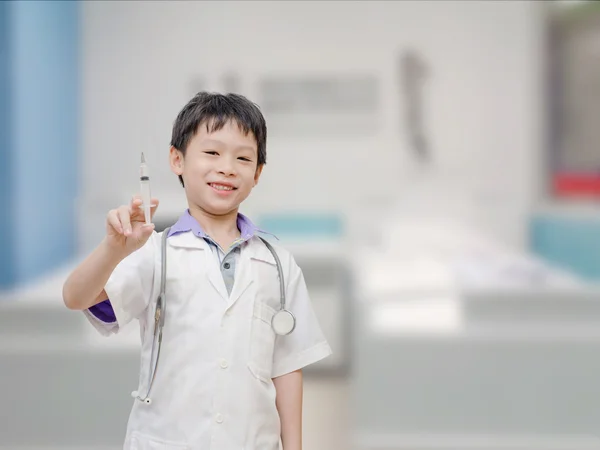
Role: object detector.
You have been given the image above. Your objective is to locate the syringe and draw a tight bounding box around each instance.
[140,153,152,225]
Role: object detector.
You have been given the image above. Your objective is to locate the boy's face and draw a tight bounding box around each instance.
[170,120,263,217]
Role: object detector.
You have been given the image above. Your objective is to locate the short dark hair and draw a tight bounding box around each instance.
[170,92,267,187]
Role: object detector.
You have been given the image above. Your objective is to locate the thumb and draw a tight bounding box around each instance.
[142,223,155,236]
[137,223,155,243]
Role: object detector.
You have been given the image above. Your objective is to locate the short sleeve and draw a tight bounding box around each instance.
[82,232,159,336]
[271,255,332,378]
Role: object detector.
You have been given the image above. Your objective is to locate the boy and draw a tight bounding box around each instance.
[62,92,332,450]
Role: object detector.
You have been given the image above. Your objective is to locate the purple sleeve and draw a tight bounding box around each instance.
[88,299,117,323]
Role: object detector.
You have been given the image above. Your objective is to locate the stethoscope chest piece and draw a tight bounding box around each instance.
[272,309,296,336]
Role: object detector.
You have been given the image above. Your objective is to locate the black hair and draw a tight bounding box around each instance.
[170,91,267,187]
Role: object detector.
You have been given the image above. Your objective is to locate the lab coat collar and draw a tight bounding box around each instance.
[166,229,207,250]
[164,224,278,260]
[164,218,279,305]
[247,236,278,266]
[164,209,277,252]
[167,209,273,242]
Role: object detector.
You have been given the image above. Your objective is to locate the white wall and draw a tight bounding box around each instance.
[80,0,546,253]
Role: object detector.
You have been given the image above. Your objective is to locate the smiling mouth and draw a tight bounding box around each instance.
[208,183,236,191]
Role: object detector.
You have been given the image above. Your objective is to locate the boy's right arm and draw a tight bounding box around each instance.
[62,238,129,311]
[62,195,160,324]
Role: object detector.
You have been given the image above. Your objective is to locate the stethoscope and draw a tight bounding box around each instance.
[131,227,296,405]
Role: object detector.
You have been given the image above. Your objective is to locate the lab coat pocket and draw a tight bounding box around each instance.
[248,300,277,383]
[130,431,189,450]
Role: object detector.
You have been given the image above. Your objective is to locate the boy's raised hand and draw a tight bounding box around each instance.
[105,195,159,257]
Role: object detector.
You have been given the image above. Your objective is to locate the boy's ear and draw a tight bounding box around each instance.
[169,146,184,176]
[253,164,264,186]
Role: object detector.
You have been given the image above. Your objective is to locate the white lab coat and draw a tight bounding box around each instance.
[84,230,332,450]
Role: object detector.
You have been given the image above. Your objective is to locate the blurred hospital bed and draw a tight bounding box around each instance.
[350,219,600,450]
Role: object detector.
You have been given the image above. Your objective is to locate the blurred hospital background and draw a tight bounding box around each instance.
[2,0,600,449]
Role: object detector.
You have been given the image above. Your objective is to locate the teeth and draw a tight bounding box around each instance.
[211,184,233,191]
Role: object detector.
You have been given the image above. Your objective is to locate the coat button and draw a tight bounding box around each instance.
[215,413,224,423]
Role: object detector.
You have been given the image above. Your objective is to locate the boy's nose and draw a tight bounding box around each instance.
[217,161,236,176]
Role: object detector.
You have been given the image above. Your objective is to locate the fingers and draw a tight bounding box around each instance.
[131,196,159,220]
[149,198,159,219]
[141,222,155,236]
[133,207,156,243]
[108,194,159,238]
[130,195,142,211]
[117,205,132,235]
[107,204,133,235]
[107,209,123,234]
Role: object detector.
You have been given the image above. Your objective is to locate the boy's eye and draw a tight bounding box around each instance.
[204,151,218,155]
[238,157,251,162]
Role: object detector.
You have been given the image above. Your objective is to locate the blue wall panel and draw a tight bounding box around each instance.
[1,1,79,289]
[0,1,14,288]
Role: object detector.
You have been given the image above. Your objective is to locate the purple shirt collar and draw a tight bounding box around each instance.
[167,209,273,243]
